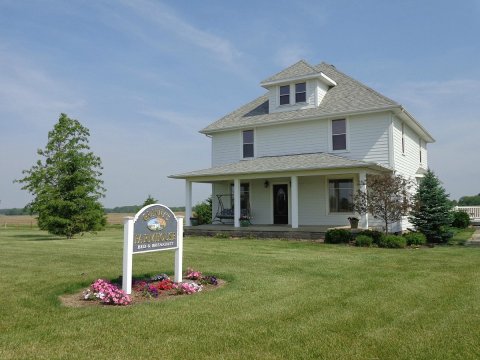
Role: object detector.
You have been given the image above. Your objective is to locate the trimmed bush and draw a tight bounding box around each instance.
[378,235,406,248]
[325,229,353,244]
[193,197,212,225]
[452,211,470,229]
[355,235,373,247]
[403,232,426,246]
[356,230,383,245]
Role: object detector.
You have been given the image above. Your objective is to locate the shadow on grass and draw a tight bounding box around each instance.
[8,233,64,241]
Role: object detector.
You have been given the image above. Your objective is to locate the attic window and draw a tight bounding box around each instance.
[295,82,306,103]
[279,85,290,105]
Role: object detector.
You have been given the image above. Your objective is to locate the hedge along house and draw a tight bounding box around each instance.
[170,60,435,232]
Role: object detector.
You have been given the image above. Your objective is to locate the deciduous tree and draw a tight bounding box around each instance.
[353,173,413,234]
[16,114,106,238]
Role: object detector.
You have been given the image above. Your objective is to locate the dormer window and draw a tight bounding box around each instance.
[279,85,290,105]
[295,82,306,103]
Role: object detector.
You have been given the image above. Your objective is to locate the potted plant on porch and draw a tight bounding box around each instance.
[239,216,250,227]
[348,216,359,229]
[190,212,199,226]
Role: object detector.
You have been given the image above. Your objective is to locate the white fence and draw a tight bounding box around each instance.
[454,206,480,221]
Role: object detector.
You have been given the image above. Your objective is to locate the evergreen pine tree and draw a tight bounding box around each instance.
[409,169,453,243]
[16,114,106,238]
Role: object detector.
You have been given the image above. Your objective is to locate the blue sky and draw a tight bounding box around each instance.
[1,0,479,208]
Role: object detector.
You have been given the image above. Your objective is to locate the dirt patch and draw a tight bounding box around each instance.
[59,279,226,308]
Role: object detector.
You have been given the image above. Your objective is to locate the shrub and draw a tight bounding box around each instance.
[378,235,406,248]
[193,197,212,225]
[355,235,373,247]
[356,230,383,245]
[452,211,470,229]
[403,232,426,246]
[325,229,353,244]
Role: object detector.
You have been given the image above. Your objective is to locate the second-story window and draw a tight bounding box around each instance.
[401,123,405,154]
[295,82,306,103]
[332,119,347,151]
[243,130,254,158]
[279,85,290,105]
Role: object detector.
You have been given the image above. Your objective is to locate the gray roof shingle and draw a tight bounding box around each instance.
[169,152,390,179]
[201,62,399,134]
[260,60,319,84]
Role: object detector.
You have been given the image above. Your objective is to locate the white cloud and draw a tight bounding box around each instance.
[139,108,209,133]
[116,0,242,67]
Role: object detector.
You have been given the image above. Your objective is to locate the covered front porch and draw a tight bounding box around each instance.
[169,153,391,231]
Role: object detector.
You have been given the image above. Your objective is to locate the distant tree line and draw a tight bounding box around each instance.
[457,194,480,206]
[0,205,186,215]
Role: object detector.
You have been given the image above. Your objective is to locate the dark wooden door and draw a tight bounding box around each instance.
[273,184,289,224]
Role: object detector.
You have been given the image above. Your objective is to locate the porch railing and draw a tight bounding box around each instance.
[454,206,480,221]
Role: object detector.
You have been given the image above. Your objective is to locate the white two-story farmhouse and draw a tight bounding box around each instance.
[170,60,434,231]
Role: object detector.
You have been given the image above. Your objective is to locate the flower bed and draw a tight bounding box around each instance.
[74,268,222,307]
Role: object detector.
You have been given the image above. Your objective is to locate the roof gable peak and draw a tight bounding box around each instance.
[260,60,319,86]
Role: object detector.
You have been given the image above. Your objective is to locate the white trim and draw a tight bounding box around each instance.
[388,114,395,168]
[185,180,192,226]
[234,179,241,227]
[261,71,337,88]
[291,175,299,228]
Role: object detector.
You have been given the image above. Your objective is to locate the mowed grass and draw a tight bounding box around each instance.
[0,228,479,360]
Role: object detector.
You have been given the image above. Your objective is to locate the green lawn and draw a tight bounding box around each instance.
[1,228,479,360]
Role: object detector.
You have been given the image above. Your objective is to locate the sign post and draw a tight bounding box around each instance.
[122,204,183,294]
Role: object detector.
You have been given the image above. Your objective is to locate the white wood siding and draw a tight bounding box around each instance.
[211,112,393,167]
[250,179,271,224]
[256,120,328,157]
[316,80,329,106]
[346,113,390,166]
[212,130,240,166]
[392,116,422,178]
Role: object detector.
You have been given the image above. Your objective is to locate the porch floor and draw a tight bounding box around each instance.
[184,224,345,240]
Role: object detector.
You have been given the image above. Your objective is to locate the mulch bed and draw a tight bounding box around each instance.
[59,279,226,308]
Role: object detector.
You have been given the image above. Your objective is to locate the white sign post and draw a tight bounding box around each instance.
[122,204,183,294]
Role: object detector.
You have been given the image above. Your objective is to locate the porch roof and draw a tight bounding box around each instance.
[169,152,391,181]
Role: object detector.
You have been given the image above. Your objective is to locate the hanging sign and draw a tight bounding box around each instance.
[122,204,183,294]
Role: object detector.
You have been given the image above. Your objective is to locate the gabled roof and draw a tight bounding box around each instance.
[260,60,319,84]
[169,152,391,180]
[201,62,435,143]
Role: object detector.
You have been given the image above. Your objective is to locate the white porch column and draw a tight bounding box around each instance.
[291,175,299,228]
[185,180,192,226]
[359,171,368,229]
[233,178,240,228]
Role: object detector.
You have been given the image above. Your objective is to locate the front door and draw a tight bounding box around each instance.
[273,184,288,224]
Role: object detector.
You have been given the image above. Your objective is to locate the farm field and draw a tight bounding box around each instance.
[0,212,185,227]
[0,227,479,359]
